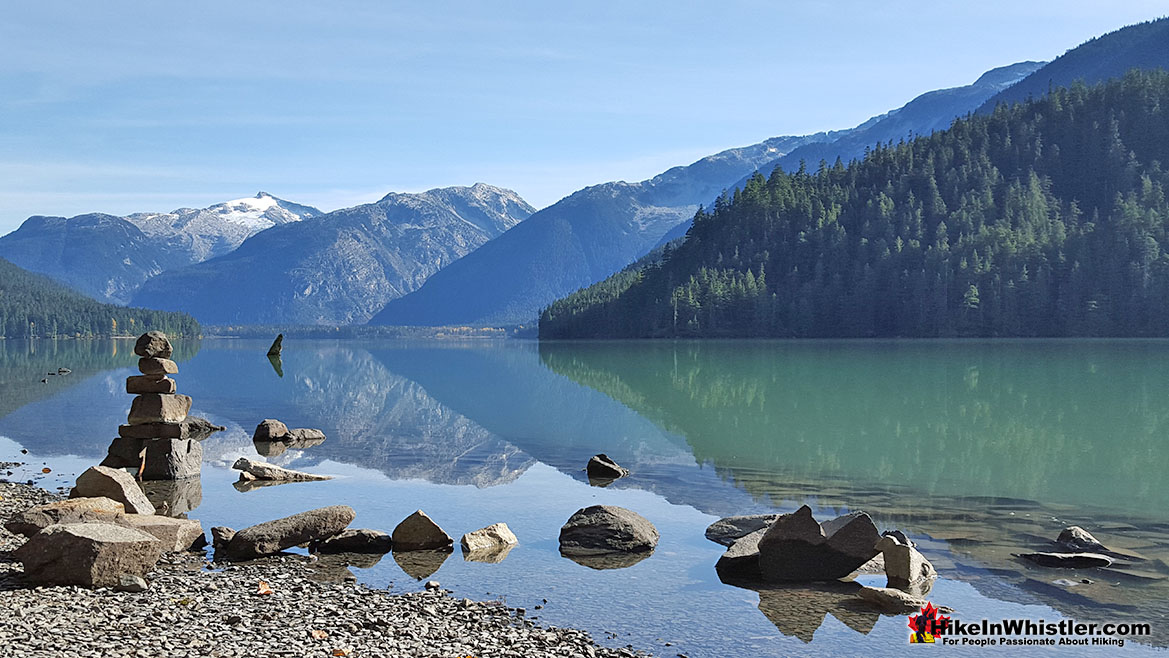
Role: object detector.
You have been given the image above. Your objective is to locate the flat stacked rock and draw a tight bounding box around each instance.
[100,332,203,480]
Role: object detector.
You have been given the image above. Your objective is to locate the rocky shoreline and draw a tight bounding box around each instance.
[0,482,653,658]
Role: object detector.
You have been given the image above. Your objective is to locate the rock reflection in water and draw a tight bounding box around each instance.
[393,549,450,580]
[231,478,298,493]
[562,551,652,571]
[731,579,878,644]
[140,477,202,516]
[462,544,515,564]
[267,354,284,378]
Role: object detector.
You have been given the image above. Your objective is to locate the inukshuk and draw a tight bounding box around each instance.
[100,331,203,480]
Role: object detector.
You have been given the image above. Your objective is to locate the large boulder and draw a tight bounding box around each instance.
[133,331,173,359]
[391,510,453,551]
[757,506,880,582]
[715,528,765,580]
[116,515,206,551]
[4,497,125,537]
[253,419,290,441]
[141,439,202,480]
[586,454,629,480]
[128,394,191,425]
[876,533,936,592]
[461,523,518,552]
[559,505,658,556]
[705,514,783,547]
[311,529,393,554]
[70,466,155,515]
[223,506,355,560]
[14,523,163,587]
[232,457,331,482]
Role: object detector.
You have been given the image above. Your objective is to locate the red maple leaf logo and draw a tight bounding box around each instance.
[908,602,950,643]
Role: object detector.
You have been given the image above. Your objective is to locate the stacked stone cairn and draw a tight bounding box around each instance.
[99,331,203,481]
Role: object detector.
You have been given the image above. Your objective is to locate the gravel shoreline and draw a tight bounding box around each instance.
[0,482,654,658]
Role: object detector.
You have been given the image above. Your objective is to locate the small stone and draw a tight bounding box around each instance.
[115,574,149,593]
[138,358,179,376]
[1056,526,1107,552]
[424,580,440,590]
[211,526,236,550]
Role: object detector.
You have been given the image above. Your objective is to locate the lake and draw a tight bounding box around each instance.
[2,338,1168,656]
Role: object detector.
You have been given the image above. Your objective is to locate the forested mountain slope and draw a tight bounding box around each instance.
[541,71,1169,338]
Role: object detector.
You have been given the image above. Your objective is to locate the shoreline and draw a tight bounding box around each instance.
[0,482,654,658]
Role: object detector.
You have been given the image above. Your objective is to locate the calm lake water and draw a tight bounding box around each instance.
[1,338,1168,656]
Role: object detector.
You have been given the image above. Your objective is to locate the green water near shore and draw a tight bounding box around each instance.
[1,338,1167,656]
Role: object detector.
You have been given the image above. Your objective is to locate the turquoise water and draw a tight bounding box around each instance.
[1,338,1166,655]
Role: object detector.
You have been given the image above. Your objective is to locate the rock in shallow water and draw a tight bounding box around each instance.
[224,506,355,560]
[232,457,331,482]
[15,523,163,587]
[1018,552,1113,569]
[461,522,518,553]
[392,510,453,551]
[757,505,880,582]
[586,454,629,480]
[705,514,782,547]
[559,505,658,556]
[311,528,393,554]
[876,533,936,592]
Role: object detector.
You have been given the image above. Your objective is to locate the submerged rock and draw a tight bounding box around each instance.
[15,523,163,588]
[705,514,783,547]
[69,466,155,515]
[1056,526,1108,553]
[1018,552,1113,569]
[559,505,658,556]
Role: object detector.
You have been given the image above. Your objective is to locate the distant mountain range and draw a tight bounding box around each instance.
[131,184,533,324]
[369,62,1043,327]
[0,193,320,304]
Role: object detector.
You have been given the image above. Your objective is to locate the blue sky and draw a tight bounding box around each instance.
[1,1,1166,234]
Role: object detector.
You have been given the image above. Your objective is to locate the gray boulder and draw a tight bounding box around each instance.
[311,529,393,554]
[586,454,629,480]
[757,505,881,582]
[14,523,163,587]
[70,466,155,515]
[232,457,331,482]
[141,439,202,480]
[875,534,936,594]
[116,515,206,551]
[460,523,518,552]
[391,510,453,552]
[211,526,236,551]
[715,528,765,580]
[223,506,355,560]
[253,419,290,441]
[4,497,126,537]
[559,505,658,556]
[287,428,327,443]
[134,331,173,359]
[1018,552,1113,569]
[705,514,783,547]
[128,393,191,425]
